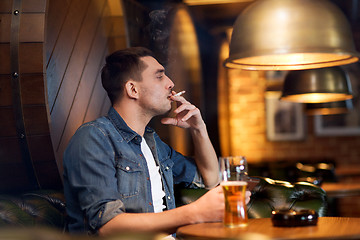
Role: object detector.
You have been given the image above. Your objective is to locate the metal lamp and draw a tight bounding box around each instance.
[281,67,353,103]
[306,100,353,115]
[224,0,359,70]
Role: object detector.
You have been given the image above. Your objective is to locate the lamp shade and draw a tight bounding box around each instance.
[306,100,353,115]
[224,0,359,70]
[281,67,353,103]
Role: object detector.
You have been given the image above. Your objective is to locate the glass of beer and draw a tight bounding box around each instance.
[220,156,248,228]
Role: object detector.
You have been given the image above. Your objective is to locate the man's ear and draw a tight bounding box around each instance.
[124,81,139,99]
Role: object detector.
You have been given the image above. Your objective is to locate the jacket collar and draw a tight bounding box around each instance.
[107,107,155,144]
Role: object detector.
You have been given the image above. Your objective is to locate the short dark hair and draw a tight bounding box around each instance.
[101,47,154,105]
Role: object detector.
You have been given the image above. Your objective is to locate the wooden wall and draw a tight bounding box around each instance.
[0,0,62,192]
[0,0,129,192]
[46,0,113,176]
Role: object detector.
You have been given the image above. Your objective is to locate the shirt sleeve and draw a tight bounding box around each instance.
[63,123,125,231]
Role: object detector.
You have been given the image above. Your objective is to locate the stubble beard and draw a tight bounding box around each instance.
[144,97,172,118]
[156,101,172,117]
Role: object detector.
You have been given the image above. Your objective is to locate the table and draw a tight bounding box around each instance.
[176,217,360,240]
[321,182,360,197]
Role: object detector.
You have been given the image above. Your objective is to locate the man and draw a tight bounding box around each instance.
[63,47,249,236]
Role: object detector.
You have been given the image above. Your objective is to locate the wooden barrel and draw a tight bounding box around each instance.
[0,0,61,192]
[0,0,128,192]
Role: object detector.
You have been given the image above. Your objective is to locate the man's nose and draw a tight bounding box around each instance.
[167,76,175,89]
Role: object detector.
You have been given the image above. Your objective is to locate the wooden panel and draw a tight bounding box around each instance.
[54,14,107,158]
[29,135,62,189]
[83,73,108,123]
[20,74,46,105]
[45,0,71,61]
[22,0,47,13]
[0,44,11,74]
[49,0,107,150]
[0,107,17,137]
[0,0,12,13]
[48,0,105,115]
[57,41,107,152]
[0,14,11,43]
[0,75,12,106]
[19,42,43,73]
[51,0,132,171]
[0,2,47,42]
[19,13,45,42]
[0,0,62,192]
[23,105,50,136]
[46,0,91,109]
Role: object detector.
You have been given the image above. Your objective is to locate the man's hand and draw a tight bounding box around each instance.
[245,190,251,204]
[161,91,205,130]
[189,186,225,223]
[189,186,252,223]
[162,91,218,188]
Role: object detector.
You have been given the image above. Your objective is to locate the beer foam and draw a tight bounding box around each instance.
[220,181,247,186]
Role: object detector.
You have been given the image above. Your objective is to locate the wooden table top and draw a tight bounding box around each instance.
[321,182,360,197]
[176,217,360,240]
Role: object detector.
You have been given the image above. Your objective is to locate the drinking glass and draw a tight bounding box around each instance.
[219,156,248,227]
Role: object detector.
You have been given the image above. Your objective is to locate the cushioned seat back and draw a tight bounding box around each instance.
[0,178,327,229]
[247,177,327,218]
[0,190,66,230]
[175,177,327,218]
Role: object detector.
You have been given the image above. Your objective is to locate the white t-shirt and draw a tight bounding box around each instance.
[141,137,166,213]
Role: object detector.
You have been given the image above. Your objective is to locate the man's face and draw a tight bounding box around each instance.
[137,56,175,116]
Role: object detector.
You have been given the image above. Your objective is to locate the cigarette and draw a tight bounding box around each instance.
[173,91,186,97]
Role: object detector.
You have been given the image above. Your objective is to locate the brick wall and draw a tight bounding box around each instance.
[219,67,360,217]
[222,68,360,168]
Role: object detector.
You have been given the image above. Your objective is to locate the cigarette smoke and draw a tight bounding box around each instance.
[147,8,172,65]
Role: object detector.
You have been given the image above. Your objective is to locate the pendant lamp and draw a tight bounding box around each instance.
[306,100,353,115]
[281,67,353,103]
[224,0,359,70]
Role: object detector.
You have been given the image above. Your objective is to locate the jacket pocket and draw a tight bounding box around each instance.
[115,158,142,198]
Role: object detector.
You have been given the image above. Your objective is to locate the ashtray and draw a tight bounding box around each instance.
[271,209,318,227]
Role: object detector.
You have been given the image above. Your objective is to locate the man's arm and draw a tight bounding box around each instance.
[189,122,219,188]
[161,93,219,188]
[99,185,225,236]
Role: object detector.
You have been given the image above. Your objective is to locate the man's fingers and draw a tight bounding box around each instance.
[170,93,189,104]
[161,118,178,126]
[181,108,199,122]
[174,103,196,115]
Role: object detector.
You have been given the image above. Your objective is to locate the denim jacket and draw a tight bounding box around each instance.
[63,107,202,233]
